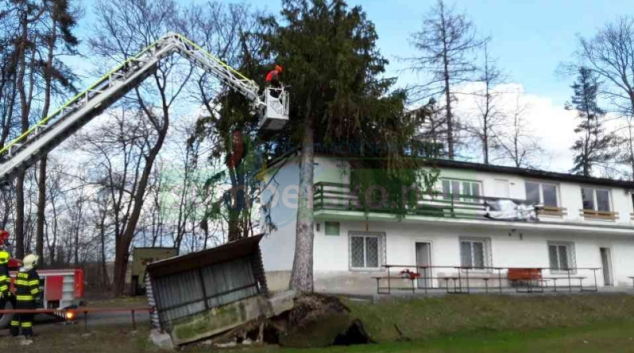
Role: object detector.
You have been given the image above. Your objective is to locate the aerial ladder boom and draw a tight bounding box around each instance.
[0,33,289,184]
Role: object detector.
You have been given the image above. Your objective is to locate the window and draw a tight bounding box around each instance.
[349,232,384,270]
[581,188,611,212]
[460,238,491,269]
[325,222,340,236]
[442,179,481,203]
[525,182,558,207]
[548,242,576,271]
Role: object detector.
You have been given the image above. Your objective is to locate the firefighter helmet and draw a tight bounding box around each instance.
[0,250,8,265]
[23,254,39,269]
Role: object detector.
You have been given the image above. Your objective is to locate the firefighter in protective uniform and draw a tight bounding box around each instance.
[0,250,11,309]
[11,254,40,338]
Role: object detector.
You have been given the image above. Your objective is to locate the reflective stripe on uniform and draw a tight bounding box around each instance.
[0,275,6,280]
[16,295,33,301]
[21,322,32,328]
[10,320,18,326]
[30,288,39,295]
[0,285,7,291]
[29,280,39,286]
[15,279,29,286]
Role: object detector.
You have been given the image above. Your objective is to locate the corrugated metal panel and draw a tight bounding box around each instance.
[202,257,258,308]
[148,236,268,329]
[153,269,205,326]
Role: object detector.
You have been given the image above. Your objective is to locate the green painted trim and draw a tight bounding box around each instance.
[324,221,340,236]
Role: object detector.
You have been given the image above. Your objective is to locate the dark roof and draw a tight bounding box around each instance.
[146,234,264,278]
[432,159,634,189]
[267,147,634,189]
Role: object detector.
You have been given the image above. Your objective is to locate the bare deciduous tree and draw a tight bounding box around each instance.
[89,0,193,295]
[465,40,507,164]
[407,0,484,159]
[495,97,544,168]
[576,16,634,178]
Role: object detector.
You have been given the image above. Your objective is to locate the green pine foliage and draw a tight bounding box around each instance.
[568,67,616,177]
[261,0,439,217]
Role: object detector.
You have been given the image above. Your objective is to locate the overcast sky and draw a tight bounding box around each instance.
[71,0,634,173]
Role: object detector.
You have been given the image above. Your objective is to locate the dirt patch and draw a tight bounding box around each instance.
[279,293,371,348]
[287,293,351,327]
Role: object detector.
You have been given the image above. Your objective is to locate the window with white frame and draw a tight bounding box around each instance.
[548,242,576,272]
[581,187,611,212]
[525,182,559,207]
[442,179,481,203]
[349,232,384,270]
[459,237,491,269]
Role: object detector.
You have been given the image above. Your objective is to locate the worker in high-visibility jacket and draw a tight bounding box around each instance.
[10,254,40,338]
[0,250,11,307]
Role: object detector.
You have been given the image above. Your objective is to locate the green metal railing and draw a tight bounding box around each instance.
[313,181,553,220]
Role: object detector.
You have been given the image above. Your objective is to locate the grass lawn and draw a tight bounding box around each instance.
[0,320,633,353]
[227,320,634,353]
[3,294,634,352]
[345,294,634,342]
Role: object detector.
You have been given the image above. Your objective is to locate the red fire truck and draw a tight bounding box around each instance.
[0,231,85,328]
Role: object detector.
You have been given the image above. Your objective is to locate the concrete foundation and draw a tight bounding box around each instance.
[169,290,295,346]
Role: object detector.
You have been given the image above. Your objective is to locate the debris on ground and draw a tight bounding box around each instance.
[144,237,371,349]
[149,329,174,350]
[279,293,373,348]
[196,293,373,349]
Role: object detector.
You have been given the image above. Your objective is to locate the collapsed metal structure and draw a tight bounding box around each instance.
[145,235,268,330]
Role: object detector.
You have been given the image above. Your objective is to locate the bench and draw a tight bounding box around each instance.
[372,276,417,294]
[541,276,587,292]
[507,268,545,292]
[508,268,542,281]
[439,275,502,294]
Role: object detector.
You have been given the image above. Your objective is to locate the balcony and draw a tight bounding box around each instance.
[313,182,567,222]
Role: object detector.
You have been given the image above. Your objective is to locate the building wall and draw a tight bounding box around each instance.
[260,156,634,293]
[263,220,634,293]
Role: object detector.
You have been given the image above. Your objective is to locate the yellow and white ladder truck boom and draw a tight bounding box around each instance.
[0,32,289,184]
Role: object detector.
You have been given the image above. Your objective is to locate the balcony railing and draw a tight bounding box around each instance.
[538,206,567,217]
[313,182,567,221]
[580,209,618,221]
[374,264,602,295]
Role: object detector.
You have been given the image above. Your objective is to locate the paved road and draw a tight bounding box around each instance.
[34,310,150,331]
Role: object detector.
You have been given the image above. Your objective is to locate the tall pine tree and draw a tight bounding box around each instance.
[568,67,615,177]
[261,0,436,292]
[194,0,438,293]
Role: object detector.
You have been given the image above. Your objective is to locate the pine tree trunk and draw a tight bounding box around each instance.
[289,115,315,293]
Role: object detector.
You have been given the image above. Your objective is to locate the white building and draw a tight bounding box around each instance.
[260,155,634,294]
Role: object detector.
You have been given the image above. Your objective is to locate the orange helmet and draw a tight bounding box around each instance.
[275,65,283,73]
